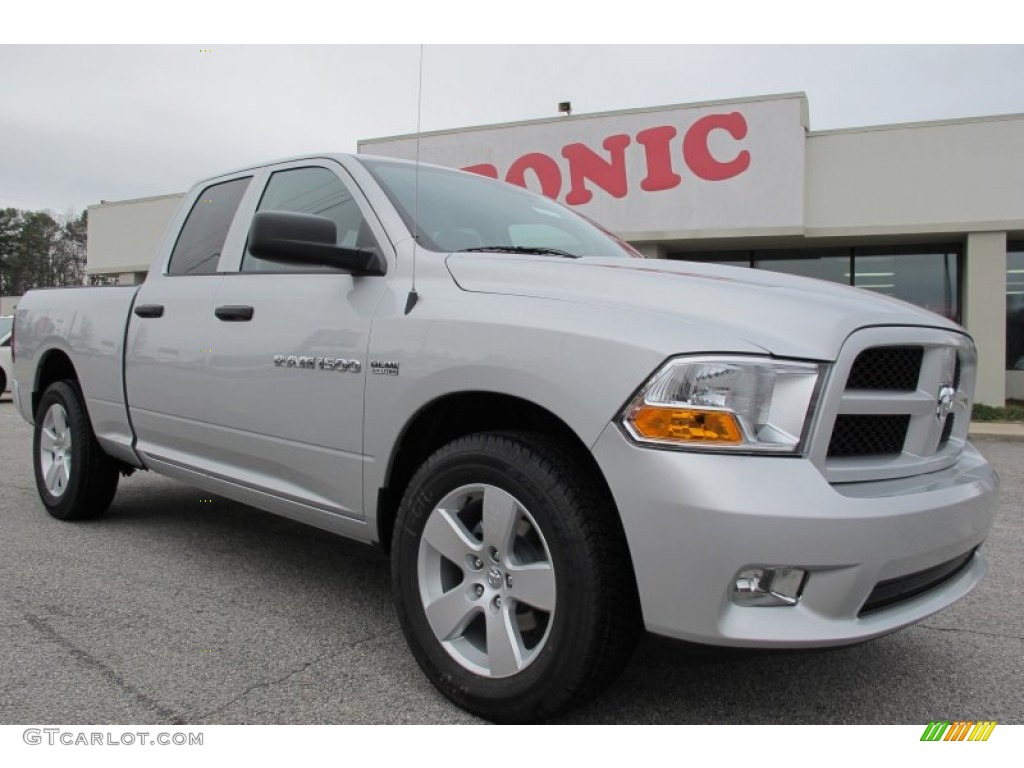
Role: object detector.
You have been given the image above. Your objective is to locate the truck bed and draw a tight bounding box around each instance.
[13,285,141,466]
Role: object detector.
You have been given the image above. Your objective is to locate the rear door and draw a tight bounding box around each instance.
[200,160,393,519]
[125,173,254,469]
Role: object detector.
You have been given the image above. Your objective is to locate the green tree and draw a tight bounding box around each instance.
[0,208,23,295]
[19,210,61,289]
[0,206,89,294]
[53,209,88,287]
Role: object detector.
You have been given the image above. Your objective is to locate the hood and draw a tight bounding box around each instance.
[445,254,964,360]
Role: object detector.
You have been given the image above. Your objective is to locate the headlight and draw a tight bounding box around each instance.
[621,356,824,454]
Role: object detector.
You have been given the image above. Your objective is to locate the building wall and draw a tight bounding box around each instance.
[802,116,1024,404]
[87,193,184,275]
[963,233,1009,405]
[805,115,1024,237]
[0,295,21,316]
[361,94,811,242]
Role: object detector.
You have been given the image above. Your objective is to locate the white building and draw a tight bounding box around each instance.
[87,93,1024,405]
[87,193,184,285]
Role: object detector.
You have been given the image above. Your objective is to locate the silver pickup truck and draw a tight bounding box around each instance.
[12,154,999,722]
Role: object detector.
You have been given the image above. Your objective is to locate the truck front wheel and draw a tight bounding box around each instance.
[391,431,639,722]
[33,380,120,521]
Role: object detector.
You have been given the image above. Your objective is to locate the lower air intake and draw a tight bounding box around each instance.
[859,549,976,616]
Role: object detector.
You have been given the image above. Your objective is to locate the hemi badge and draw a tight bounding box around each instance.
[370,360,400,376]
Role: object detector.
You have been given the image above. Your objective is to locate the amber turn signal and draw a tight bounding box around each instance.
[629,405,743,444]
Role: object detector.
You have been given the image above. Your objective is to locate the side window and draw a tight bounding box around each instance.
[167,177,251,275]
[242,166,380,273]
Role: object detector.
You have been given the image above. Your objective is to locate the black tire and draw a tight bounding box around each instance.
[0,370,7,396]
[391,431,640,723]
[33,380,120,521]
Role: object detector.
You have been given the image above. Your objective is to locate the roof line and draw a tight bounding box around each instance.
[809,111,1024,137]
[359,92,810,146]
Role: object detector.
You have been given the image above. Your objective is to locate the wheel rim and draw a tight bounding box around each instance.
[417,483,557,678]
[39,403,72,498]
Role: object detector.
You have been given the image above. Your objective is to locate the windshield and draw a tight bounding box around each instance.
[357,157,638,259]
[0,316,11,338]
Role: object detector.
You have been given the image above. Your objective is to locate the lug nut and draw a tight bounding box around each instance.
[472,557,483,569]
[474,584,484,598]
[494,596,502,609]
[489,547,499,562]
[505,574,513,588]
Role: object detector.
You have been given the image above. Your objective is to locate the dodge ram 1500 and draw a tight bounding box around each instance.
[12,154,999,722]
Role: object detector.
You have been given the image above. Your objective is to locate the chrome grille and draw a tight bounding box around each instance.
[809,327,976,483]
[939,413,956,446]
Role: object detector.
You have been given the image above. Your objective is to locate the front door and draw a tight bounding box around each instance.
[201,162,392,519]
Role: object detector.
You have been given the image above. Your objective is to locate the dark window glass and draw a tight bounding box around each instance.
[167,177,251,275]
[668,244,962,322]
[853,245,960,322]
[754,248,850,285]
[1008,243,1024,371]
[243,166,380,273]
[674,251,752,269]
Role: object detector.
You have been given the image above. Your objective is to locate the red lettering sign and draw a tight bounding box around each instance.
[636,126,681,192]
[682,112,751,181]
[505,153,562,199]
[561,134,631,205]
[461,111,751,204]
[462,163,498,179]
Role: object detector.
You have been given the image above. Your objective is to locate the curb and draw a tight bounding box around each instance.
[969,422,1024,441]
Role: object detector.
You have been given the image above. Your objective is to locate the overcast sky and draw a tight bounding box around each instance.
[1,44,1022,214]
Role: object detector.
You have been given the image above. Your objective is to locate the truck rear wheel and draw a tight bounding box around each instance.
[391,431,640,722]
[33,380,120,521]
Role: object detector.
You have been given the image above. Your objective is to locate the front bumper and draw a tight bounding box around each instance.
[593,423,999,647]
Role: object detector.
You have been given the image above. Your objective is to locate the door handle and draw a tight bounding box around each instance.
[134,303,164,318]
[215,305,254,322]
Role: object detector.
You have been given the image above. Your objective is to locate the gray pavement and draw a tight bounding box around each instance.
[1,393,1021,724]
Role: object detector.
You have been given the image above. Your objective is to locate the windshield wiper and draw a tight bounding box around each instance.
[456,245,579,259]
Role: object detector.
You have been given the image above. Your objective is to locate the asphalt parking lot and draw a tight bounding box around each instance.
[1,393,1021,725]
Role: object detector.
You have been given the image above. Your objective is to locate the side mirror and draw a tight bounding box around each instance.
[247,211,385,275]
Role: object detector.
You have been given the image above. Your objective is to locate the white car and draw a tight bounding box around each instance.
[0,315,13,395]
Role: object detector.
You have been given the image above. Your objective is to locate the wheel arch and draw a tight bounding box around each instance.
[375,391,627,558]
[32,348,79,419]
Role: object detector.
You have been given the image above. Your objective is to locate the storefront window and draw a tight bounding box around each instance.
[1008,243,1024,371]
[678,251,751,269]
[670,243,962,322]
[853,246,960,322]
[754,249,850,285]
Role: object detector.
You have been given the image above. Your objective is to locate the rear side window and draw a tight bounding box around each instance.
[167,176,251,275]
